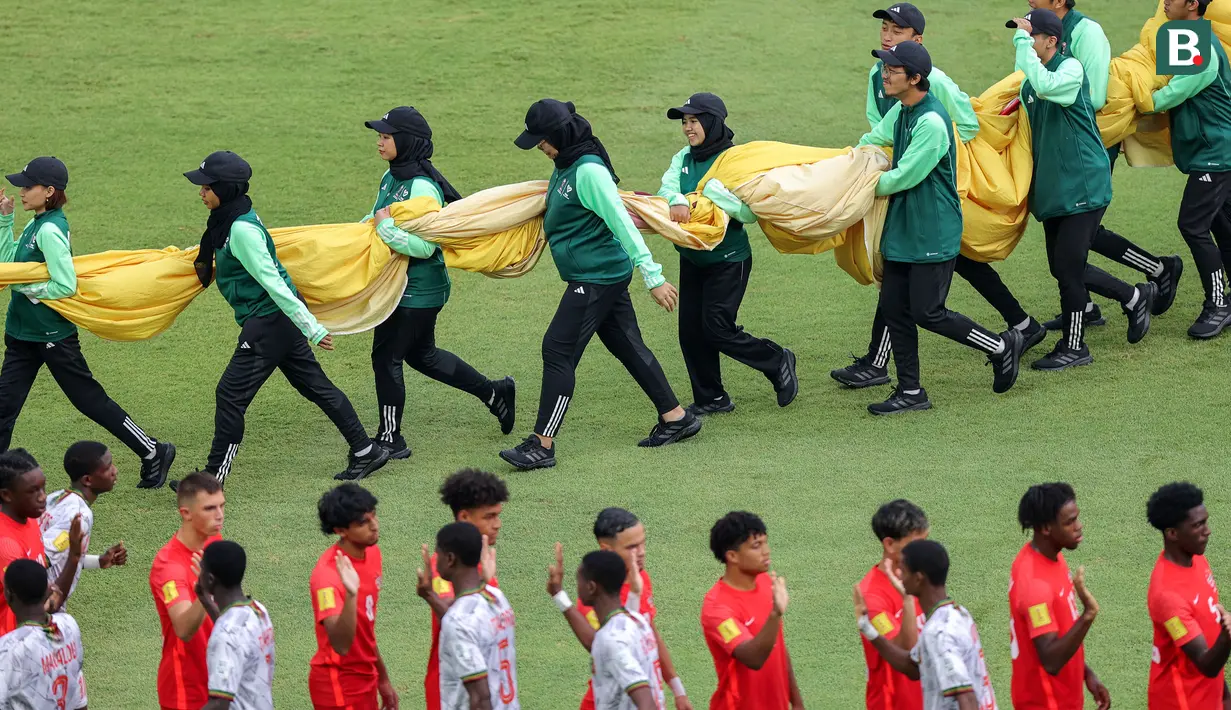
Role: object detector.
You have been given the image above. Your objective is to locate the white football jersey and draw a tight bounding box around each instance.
[911,601,998,710]
[439,585,519,710]
[206,599,275,710]
[39,490,93,604]
[591,609,664,710]
[0,612,87,709]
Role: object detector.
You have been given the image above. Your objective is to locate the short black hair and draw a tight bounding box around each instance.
[913,74,931,92]
[437,521,483,567]
[902,539,949,586]
[1197,0,1210,17]
[1065,0,1076,8]
[872,500,929,541]
[64,441,109,483]
[581,550,627,594]
[318,483,379,535]
[1019,482,1077,532]
[203,540,247,588]
[594,508,640,540]
[439,469,509,516]
[1148,482,1205,531]
[709,511,767,562]
[4,559,48,605]
[176,472,222,506]
[0,449,38,492]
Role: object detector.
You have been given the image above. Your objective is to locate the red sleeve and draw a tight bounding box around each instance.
[0,538,26,595]
[702,600,753,653]
[641,571,657,620]
[151,560,192,610]
[1151,589,1203,648]
[311,563,345,623]
[1013,576,1061,639]
[862,584,902,639]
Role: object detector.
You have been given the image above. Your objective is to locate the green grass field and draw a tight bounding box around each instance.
[3,0,1227,707]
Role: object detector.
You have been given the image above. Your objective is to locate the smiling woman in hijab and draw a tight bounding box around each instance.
[183,151,389,486]
[499,99,701,470]
[363,106,515,460]
[657,93,798,416]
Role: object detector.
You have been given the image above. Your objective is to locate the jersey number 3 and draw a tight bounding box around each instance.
[497,638,516,703]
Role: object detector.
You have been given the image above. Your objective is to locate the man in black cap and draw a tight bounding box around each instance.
[1,158,176,487]
[181,151,389,485]
[1008,9,1155,370]
[857,41,1024,414]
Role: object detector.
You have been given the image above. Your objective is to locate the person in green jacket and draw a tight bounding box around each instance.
[832,3,1046,392]
[362,106,515,459]
[183,151,389,485]
[1149,0,1231,338]
[1027,0,1185,329]
[501,99,700,469]
[0,158,176,488]
[858,42,1024,415]
[657,92,798,415]
[1009,9,1156,371]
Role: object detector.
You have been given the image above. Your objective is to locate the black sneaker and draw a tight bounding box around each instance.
[1149,255,1183,315]
[487,377,516,435]
[867,387,932,416]
[637,411,703,448]
[987,329,1024,394]
[499,435,556,470]
[1031,341,1094,371]
[774,349,799,407]
[1043,306,1105,331]
[136,442,176,490]
[1188,303,1231,339]
[374,434,412,460]
[830,355,890,389]
[687,396,736,416]
[1018,318,1048,353]
[1124,282,1157,344]
[333,445,391,481]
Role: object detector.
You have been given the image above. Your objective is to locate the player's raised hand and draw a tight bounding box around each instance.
[881,559,907,596]
[547,542,565,596]
[1075,566,1099,618]
[628,554,644,596]
[1011,17,1034,33]
[770,572,789,617]
[852,584,869,618]
[0,188,14,216]
[335,551,360,598]
[190,551,203,578]
[100,541,128,568]
[416,544,434,600]
[68,514,85,557]
[44,584,63,613]
[479,534,497,584]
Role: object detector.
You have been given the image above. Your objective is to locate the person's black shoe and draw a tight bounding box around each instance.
[1124,282,1157,344]
[487,377,516,435]
[867,387,932,416]
[1031,341,1094,371]
[333,445,391,481]
[1043,306,1105,331]
[1149,255,1183,315]
[1018,318,1048,353]
[499,435,556,470]
[687,396,736,416]
[637,411,703,447]
[374,434,412,460]
[830,355,890,389]
[773,349,799,407]
[987,329,1024,394]
[136,442,176,490]
[1188,303,1231,339]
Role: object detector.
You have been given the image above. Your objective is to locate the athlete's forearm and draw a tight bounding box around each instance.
[563,606,597,651]
[731,613,782,670]
[786,646,804,707]
[324,594,359,655]
[202,699,231,710]
[1201,627,1231,677]
[169,599,208,641]
[50,551,81,612]
[422,590,453,619]
[652,621,680,682]
[629,685,658,710]
[465,678,493,710]
[869,634,920,680]
[1037,613,1095,675]
[375,651,390,683]
[895,596,919,651]
[956,692,978,710]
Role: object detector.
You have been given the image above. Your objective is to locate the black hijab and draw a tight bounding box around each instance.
[388,132,463,204]
[690,112,736,163]
[194,181,252,287]
[547,110,620,184]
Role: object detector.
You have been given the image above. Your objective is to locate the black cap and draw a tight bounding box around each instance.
[184,151,253,185]
[6,157,68,191]
[873,3,926,34]
[1007,8,1064,40]
[666,92,728,120]
[872,41,933,79]
[365,106,432,138]
[514,98,574,150]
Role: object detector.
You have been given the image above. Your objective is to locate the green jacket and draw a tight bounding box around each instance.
[1061,10,1111,112]
[867,61,981,143]
[0,209,78,342]
[860,92,963,263]
[656,146,757,267]
[366,171,451,309]
[543,155,666,288]
[1017,32,1112,220]
[1152,39,1231,174]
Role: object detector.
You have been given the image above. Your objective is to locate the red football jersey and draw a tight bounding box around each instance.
[858,564,923,710]
[701,574,791,710]
[1148,552,1224,710]
[577,568,658,710]
[1009,543,1084,710]
[149,533,221,709]
[0,513,47,636]
[310,543,383,708]
[425,551,499,710]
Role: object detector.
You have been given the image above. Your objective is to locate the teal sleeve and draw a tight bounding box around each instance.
[932,70,981,143]
[0,214,16,263]
[702,179,757,224]
[1014,32,1082,107]
[13,223,76,300]
[1070,20,1111,111]
[656,147,691,208]
[376,180,442,260]
[1152,45,1221,113]
[866,64,885,130]
[230,221,328,344]
[859,103,901,148]
[575,162,666,290]
[875,113,951,197]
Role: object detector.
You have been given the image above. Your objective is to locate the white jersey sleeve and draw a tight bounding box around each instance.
[40,490,93,603]
[592,611,661,710]
[206,600,275,710]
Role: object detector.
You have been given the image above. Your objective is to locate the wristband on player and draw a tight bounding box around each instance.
[84,555,101,570]
[553,590,574,612]
[669,677,687,698]
[857,614,880,641]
